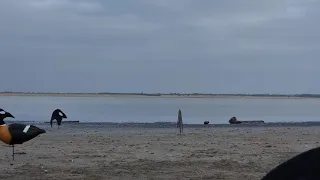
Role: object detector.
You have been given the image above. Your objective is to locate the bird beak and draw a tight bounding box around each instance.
[61,112,67,118]
[5,112,14,118]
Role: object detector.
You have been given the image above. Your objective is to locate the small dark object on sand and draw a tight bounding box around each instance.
[229,117,241,124]
[204,121,209,125]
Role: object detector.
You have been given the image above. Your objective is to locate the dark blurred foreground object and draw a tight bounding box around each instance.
[261,146,320,180]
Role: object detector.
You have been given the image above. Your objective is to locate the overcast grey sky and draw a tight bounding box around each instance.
[0,0,320,94]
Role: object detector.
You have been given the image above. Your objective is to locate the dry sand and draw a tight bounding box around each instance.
[0,125,319,180]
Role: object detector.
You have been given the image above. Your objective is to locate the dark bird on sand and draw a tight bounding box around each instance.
[261,146,320,180]
[204,121,209,125]
[0,109,46,160]
[50,109,67,129]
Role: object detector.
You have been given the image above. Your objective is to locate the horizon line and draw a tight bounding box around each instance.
[0,91,319,96]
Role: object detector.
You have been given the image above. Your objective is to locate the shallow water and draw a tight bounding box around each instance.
[1,96,320,124]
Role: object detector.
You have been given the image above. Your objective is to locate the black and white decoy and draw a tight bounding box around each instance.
[50,109,67,129]
[0,108,46,160]
[261,146,320,180]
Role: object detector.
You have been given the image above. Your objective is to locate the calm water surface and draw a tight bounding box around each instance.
[1,96,320,124]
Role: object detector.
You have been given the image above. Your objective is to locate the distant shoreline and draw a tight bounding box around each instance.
[0,92,319,99]
[5,120,320,128]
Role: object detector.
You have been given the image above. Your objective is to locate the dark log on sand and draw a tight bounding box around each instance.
[228,116,264,124]
[45,120,79,124]
[240,120,264,123]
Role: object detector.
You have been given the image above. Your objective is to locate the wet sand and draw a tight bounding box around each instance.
[0,126,319,180]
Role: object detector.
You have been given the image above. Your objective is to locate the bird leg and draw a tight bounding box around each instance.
[181,124,183,134]
[12,145,14,160]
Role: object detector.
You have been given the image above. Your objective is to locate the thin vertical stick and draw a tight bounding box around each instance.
[12,145,14,160]
[177,109,183,134]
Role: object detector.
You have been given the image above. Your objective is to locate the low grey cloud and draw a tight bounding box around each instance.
[1,0,320,93]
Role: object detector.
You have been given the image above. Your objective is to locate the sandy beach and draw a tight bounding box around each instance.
[0,125,318,180]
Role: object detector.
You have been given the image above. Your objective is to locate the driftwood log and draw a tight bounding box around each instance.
[228,116,264,124]
[45,121,79,123]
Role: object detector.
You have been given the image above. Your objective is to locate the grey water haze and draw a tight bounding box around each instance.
[1,96,320,124]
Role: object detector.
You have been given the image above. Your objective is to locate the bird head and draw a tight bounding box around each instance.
[0,109,15,119]
[51,109,67,120]
[51,109,67,127]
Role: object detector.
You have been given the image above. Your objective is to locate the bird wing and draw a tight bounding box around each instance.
[8,124,45,144]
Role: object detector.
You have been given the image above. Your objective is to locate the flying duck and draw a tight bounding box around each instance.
[0,108,46,160]
[261,146,320,179]
[50,109,67,129]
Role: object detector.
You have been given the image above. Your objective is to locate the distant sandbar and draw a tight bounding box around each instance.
[0,92,318,99]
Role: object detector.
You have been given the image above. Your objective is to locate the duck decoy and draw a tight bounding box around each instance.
[0,108,46,160]
[261,146,320,180]
[50,109,67,129]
